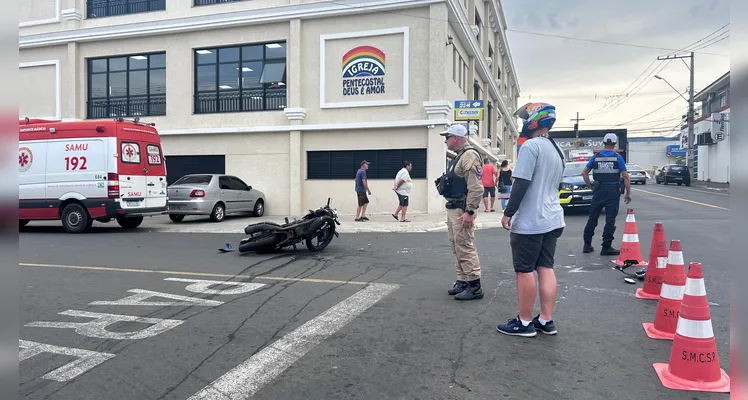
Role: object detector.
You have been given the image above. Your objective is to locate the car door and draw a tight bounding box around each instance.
[218,176,237,213]
[229,176,254,211]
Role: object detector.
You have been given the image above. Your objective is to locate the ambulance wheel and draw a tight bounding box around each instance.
[117,216,143,230]
[169,214,185,223]
[19,220,29,228]
[210,203,225,222]
[61,203,93,233]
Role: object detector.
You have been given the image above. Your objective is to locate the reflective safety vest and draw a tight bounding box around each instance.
[591,154,621,184]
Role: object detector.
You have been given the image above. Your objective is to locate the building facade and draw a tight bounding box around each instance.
[627,135,682,173]
[18,0,522,216]
[685,71,729,183]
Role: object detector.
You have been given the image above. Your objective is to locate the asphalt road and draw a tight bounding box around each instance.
[19,181,731,400]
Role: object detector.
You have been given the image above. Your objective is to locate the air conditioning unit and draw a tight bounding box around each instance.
[470,25,480,37]
[485,57,492,67]
[697,132,715,146]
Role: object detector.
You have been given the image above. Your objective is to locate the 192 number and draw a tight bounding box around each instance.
[65,156,87,170]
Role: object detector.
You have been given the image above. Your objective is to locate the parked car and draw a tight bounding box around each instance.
[166,174,266,222]
[655,164,691,186]
[626,163,648,185]
[558,161,594,209]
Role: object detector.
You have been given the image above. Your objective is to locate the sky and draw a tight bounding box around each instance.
[502,0,730,137]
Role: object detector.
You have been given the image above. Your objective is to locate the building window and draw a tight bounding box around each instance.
[86,0,166,19]
[718,90,728,108]
[474,11,482,45]
[194,41,287,114]
[194,0,242,5]
[307,149,427,180]
[473,81,481,101]
[453,48,457,82]
[87,52,166,119]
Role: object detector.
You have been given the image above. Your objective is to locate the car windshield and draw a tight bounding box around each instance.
[563,163,587,177]
[173,175,213,185]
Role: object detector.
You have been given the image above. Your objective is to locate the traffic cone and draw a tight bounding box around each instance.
[653,262,730,393]
[636,222,668,299]
[613,209,648,267]
[642,240,686,340]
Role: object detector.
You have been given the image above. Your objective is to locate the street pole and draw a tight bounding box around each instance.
[688,52,695,176]
[571,112,585,140]
[657,52,696,175]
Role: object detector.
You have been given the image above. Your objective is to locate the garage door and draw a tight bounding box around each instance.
[164,155,225,185]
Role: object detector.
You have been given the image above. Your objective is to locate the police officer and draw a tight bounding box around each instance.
[581,133,632,255]
[436,124,484,300]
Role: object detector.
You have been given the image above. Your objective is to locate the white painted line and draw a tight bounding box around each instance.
[186,283,399,400]
[26,310,183,340]
[89,289,224,307]
[164,278,266,295]
[19,340,115,382]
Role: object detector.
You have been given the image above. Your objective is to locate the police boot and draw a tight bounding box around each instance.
[583,243,594,253]
[600,246,620,256]
[454,279,484,300]
[448,280,468,295]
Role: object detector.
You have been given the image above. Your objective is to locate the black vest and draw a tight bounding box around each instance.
[591,153,622,183]
[435,148,480,199]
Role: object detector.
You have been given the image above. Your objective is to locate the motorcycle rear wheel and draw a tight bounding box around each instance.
[238,232,280,253]
[305,220,335,252]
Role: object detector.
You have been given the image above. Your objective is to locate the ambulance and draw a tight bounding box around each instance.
[19,117,168,233]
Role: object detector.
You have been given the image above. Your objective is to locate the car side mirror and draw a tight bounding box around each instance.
[247,186,252,191]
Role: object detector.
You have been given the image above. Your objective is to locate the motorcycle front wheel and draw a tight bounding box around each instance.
[305,219,335,252]
[238,232,280,253]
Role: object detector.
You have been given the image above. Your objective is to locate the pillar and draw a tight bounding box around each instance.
[284,18,304,216]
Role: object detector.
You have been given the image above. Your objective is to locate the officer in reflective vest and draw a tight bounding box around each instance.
[581,133,632,256]
[434,124,484,301]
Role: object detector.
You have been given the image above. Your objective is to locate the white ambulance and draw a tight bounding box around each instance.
[19,117,168,233]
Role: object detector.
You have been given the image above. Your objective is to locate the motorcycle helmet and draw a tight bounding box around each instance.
[514,102,556,138]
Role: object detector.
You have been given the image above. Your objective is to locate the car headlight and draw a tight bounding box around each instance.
[560,183,574,190]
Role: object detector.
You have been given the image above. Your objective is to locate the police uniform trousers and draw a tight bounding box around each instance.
[583,183,621,248]
[446,208,481,281]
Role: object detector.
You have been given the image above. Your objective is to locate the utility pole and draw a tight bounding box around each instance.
[657,51,695,176]
[571,112,585,139]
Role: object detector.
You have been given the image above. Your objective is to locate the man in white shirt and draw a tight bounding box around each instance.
[392,161,413,222]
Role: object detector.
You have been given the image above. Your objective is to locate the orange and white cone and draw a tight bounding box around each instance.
[613,209,648,267]
[653,262,730,393]
[643,240,686,340]
[636,222,668,299]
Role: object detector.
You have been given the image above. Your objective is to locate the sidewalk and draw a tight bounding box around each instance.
[143,211,506,234]
[691,180,730,194]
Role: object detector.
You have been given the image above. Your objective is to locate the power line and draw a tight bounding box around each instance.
[584,24,729,120]
[608,92,686,127]
[505,29,729,57]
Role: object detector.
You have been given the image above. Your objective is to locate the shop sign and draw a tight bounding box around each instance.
[454,100,484,121]
[341,46,386,97]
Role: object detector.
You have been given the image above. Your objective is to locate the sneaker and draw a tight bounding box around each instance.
[600,247,620,256]
[583,243,594,253]
[496,316,537,337]
[532,315,558,335]
[361,216,370,221]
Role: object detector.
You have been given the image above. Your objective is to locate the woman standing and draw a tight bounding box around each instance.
[497,160,514,210]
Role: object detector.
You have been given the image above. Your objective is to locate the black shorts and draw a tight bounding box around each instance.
[483,186,496,198]
[357,192,369,206]
[396,193,409,207]
[510,228,564,273]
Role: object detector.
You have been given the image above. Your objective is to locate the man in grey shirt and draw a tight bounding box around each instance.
[497,102,566,338]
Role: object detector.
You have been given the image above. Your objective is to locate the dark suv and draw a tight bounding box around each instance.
[656,164,691,186]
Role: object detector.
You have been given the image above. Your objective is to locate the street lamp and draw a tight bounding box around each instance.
[654,75,690,103]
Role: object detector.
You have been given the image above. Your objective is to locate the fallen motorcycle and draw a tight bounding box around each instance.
[238,198,340,253]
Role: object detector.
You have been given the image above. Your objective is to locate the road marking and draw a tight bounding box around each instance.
[89,288,224,307]
[19,340,115,382]
[19,263,374,286]
[186,283,399,400]
[633,188,729,210]
[26,310,183,340]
